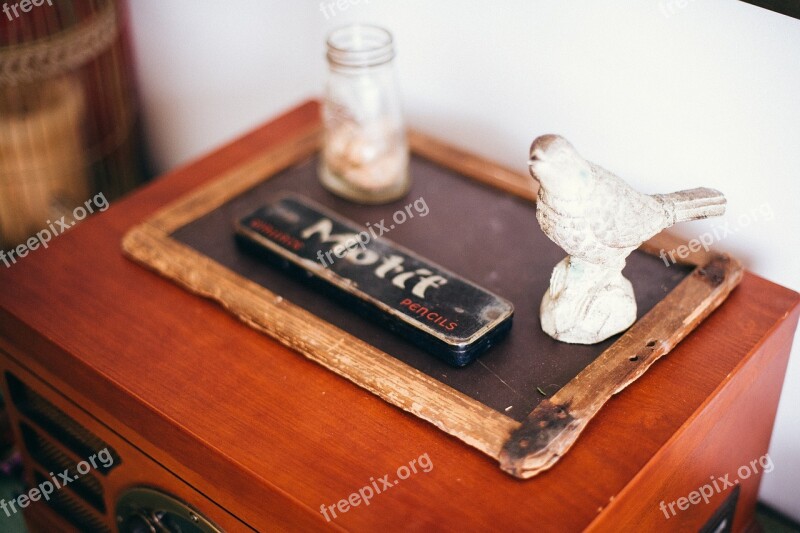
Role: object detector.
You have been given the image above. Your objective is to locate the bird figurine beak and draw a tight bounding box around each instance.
[528,150,542,167]
[528,157,540,179]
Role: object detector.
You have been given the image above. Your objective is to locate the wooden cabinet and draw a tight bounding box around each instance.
[0,101,797,532]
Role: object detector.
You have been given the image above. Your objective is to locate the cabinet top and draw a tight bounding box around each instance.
[1,100,798,531]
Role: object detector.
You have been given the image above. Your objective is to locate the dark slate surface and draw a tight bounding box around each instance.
[171,154,692,422]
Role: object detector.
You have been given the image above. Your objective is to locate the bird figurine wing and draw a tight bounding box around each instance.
[588,164,671,249]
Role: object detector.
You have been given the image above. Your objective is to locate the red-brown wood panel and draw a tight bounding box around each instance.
[0,100,797,531]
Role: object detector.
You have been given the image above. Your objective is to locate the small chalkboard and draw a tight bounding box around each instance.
[123,127,742,479]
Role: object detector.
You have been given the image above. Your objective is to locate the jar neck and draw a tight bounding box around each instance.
[326,24,395,70]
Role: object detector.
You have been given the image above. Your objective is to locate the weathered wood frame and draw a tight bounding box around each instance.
[122,125,743,479]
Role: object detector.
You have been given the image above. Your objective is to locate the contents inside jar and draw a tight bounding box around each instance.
[324,117,408,191]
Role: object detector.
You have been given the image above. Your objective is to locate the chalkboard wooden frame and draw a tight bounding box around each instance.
[122,124,742,479]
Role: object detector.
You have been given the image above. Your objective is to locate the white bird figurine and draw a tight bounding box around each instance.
[528,134,726,344]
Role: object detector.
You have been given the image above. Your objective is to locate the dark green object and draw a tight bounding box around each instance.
[236,194,514,367]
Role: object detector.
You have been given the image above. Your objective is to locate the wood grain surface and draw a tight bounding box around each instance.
[0,100,797,531]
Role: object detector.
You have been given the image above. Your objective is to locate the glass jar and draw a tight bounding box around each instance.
[320,25,410,204]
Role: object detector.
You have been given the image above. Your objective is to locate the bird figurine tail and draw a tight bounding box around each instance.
[662,187,727,223]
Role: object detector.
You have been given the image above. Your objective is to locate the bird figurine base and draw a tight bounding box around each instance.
[540,257,636,344]
[528,134,727,345]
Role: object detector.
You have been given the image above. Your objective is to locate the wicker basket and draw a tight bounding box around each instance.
[0,77,89,247]
[0,0,148,248]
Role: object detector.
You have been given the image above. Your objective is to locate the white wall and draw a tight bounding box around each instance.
[128,0,800,521]
[126,0,320,171]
